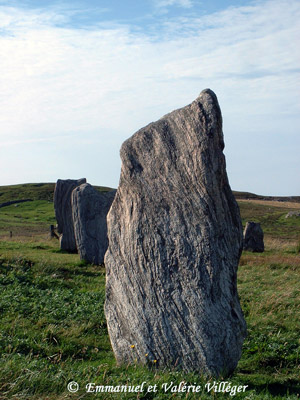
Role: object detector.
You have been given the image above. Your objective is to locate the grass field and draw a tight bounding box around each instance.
[0,184,299,399]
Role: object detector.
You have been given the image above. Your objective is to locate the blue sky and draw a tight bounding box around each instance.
[0,0,299,195]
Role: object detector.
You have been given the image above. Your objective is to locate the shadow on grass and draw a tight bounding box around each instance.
[246,381,300,397]
[51,248,77,255]
[43,265,104,278]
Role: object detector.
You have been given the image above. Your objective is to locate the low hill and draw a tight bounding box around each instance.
[0,182,115,204]
[0,183,299,205]
[234,191,300,203]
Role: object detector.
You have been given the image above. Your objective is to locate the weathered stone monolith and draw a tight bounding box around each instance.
[72,183,116,265]
[104,89,247,376]
[243,221,264,252]
[54,178,86,252]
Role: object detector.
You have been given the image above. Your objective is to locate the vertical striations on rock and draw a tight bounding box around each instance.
[243,221,264,252]
[54,178,86,252]
[104,89,247,377]
[72,183,116,265]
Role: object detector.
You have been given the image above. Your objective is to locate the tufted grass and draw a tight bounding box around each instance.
[0,187,299,399]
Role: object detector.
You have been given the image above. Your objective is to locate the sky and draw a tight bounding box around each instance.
[0,0,299,195]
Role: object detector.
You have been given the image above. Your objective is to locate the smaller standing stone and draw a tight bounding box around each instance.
[72,183,116,265]
[243,221,264,252]
[285,211,300,218]
[54,178,86,252]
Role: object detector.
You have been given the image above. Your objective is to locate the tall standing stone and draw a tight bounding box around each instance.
[105,89,247,376]
[72,183,116,265]
[243,221,264,252]
[54,178,86,252]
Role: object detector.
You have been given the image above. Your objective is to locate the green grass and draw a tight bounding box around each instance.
[0,200,56,239]
[0,182,116,240]
[238,201,300,240]
[238,248,300,392]
[0,186,300,399]
[0,183,56,203]
[0,182,115,204]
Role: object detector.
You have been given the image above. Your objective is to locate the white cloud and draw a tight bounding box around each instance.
[154,0,193,9]
[0,0,299,194]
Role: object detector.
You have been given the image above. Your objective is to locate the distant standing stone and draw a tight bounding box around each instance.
[72,183,116,265]
[105,89,247,377]
[285,211,300,218]
[243,221,264,252]
[54,178,86,252]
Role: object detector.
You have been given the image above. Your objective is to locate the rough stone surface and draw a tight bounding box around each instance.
[105,89,247,377]
[72,183,116,265]
[243,222,264,252]
[54,178,86,252]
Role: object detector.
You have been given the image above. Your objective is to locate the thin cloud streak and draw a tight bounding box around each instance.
[0,134,75,147]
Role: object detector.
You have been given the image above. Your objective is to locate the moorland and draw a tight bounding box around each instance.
[0,183,299,399]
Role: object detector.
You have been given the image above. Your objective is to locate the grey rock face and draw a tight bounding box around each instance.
[105,89,247,377]
[72,183,116,265]
[54,178,86,252]
[243,222,264,252]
